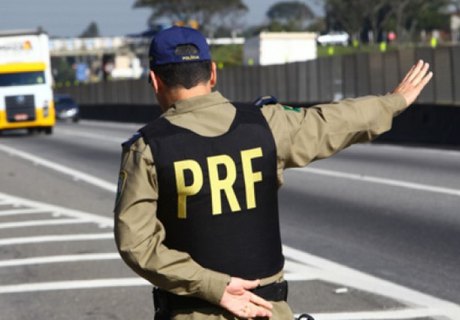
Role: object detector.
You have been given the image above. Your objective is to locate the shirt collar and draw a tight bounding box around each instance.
[164,91,229,116]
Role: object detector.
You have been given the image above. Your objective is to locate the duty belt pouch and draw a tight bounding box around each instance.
[252,280,288,302]
[153,287,171,320]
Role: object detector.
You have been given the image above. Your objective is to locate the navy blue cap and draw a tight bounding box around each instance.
[149,26,211,68]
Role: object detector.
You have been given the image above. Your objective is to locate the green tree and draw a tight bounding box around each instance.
[384,0,450,41]
[80,21,100,38]
[52,58,76,83]
[325,0,367,38]
[324,0,451,43]
[266,1,315,30]
[133,0,247,36]
[326,0,395,42]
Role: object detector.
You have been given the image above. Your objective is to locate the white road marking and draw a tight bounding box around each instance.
[0,233,114,246]
[0,192,113,228]
[0,208,48,217]
[0,144,117,193]
[362,143,460,158]
[297,167,460,197]
[283,260,319,281]
[58,129,125,143]
[77,120,141,130]
[0,278,149,294]
[297,308,452,320]
[0,253,120,268]
[0,218,91,229]
[2,145,460,318]
[283,246,460,319]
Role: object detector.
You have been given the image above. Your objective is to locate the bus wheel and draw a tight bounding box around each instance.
[44,127,53,135]
[27,128,36,135]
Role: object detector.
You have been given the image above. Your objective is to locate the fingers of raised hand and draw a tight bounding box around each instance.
[405,60,432,88]
[419,69,433,88]
[406,60,424,82]
[412,62,431,87]
[394,60,433,106]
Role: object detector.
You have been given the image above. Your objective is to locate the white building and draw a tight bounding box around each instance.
[243,32,317,66]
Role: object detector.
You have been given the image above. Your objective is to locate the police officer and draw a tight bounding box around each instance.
[114,26,432,320]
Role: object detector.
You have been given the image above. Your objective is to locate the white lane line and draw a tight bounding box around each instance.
[298,308,450,320]
[0,233,114,246]
[297,167,460,197]
[0,200,12,206]
[0,144,117,193]
[284,260,320,281]
[57,129,125,143]
[0,253,120,268]
[77,120,142,130]
[0,208,47,217]
[0,192,113,227]
[363,143,460,158]
[2,145,459,317]
[283,246,460,319]
[0,219,91,229]
[0,278,149,294]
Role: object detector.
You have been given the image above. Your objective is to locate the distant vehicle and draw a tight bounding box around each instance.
[54,94,79,122]
[0,29,55,134]
[317,31,350,46]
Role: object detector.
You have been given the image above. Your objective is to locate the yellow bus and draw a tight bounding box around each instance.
[0,29,55,134]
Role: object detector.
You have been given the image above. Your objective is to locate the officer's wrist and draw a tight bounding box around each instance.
[197,269,231,305]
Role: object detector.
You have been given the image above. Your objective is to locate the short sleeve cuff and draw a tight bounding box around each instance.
[387,93,408,113]
[197,269,231,305]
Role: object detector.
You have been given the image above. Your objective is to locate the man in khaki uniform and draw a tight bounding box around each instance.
[114,26,432,320]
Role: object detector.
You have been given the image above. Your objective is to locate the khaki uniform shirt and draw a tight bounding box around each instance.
[114,91,407,317]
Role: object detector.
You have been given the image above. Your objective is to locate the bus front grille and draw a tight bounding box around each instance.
[5,95,36,122]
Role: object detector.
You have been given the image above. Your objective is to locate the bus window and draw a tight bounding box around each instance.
[0,71,46,87]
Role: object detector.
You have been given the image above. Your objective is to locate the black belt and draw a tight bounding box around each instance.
[153,280,288,312]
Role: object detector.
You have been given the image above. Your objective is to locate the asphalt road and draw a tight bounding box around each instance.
[1,120,459,320]
[280,145,460,303]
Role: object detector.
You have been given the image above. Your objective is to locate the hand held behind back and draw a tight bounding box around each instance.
[219,277,273,319]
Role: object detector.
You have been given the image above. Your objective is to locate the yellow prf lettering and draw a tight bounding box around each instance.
[207,155,241,215]
[241,148,263,209]
[174,160,203,219]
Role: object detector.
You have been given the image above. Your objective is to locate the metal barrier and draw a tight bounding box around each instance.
[58,46,460,106]
[59,46,460,147]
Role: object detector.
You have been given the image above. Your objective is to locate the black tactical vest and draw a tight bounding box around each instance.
[140,103,284,279]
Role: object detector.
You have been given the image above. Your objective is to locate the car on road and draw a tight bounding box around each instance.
[317,31,350,46]
[54,93,80,122]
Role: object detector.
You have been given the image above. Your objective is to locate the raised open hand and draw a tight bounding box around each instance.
[393,60,433,106]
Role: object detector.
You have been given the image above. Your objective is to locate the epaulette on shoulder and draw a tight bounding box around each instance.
[253,96,278,108]
[122,132,142,148]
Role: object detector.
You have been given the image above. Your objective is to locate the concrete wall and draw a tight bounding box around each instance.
[60,45,460,147]
[58,46,460,106]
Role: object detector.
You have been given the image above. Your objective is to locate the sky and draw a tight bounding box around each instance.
[0,0,323,38]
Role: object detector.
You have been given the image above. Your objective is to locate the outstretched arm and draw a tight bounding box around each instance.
[261,60,433,172]
[392,60,433,106]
